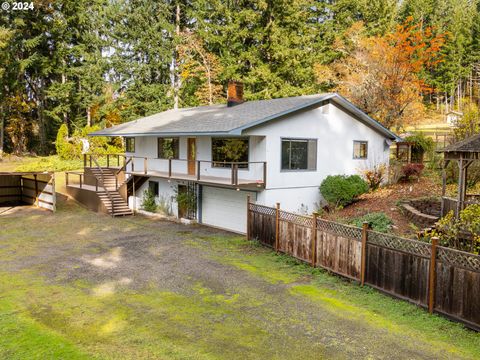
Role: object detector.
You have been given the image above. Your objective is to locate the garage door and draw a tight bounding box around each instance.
[201,186,255,234]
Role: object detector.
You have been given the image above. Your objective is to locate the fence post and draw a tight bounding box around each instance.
[275,202,280,253]
[361,221,369,286]
[246,195,251,240]
[34,174,39,207]
[311,212,318,267]
[428,237,439,314]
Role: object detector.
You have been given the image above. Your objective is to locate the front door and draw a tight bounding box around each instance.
[187,138,196,176]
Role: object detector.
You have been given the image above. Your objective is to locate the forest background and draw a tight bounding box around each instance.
[1,0,479,156]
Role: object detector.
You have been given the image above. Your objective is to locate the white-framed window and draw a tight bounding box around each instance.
[281,138,317,171]
[353,141,368,159]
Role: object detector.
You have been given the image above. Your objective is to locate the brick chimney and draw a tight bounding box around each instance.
[227,80,244,107]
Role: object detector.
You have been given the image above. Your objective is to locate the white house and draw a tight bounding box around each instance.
[90,83,398,233]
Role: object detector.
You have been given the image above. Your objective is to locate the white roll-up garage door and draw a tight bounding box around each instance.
[201,186,255,234]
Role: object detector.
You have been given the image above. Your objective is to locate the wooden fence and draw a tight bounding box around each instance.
[247,199,480,330]
[0,173,56,211]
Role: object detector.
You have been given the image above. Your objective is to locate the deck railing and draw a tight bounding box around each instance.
[109,156,266,186]
[66,171,99,191]
[83,153,126,169]
[82,153,267,187]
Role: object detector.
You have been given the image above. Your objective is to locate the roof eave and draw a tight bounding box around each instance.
[88,130,240,137]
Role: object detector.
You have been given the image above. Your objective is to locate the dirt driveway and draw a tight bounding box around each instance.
[1,200,479,359]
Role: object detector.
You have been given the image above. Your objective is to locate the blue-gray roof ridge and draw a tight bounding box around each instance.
[89,93,399,140]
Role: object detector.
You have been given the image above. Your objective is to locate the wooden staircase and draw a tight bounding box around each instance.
[89,167,133,217]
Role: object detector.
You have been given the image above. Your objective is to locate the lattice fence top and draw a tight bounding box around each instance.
[279,210,313,227]
[437,246,480,272]
[368,230,431,257]
[249,203,276,217]
[317,218,362,240]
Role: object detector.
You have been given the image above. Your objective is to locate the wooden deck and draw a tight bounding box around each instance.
[127,170,265,190]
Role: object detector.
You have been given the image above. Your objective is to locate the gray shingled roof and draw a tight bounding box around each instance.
[439,133,480,153]
[89,93,398,140]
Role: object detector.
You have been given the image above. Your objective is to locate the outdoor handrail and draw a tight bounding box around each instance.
[116,156,132,176]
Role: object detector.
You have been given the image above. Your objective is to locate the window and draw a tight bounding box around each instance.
[148,181,159,196]
[125,137,135,153]
[212,138,249,168]
[281,138,317,171]
[353,141,368,159]
[158,137,179,159]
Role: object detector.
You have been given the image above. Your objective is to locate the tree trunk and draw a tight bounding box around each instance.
[0,104,4,158]
[37,78,47,155]
[172,3,181,110]
[87,107,91,127]
[62,67,68,125]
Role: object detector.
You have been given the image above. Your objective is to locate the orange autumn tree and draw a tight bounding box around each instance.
[327,18,445,130]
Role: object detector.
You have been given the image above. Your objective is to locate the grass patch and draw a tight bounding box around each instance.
[0,294,91,360]
[13,155,84,172]
[189,235,305,284]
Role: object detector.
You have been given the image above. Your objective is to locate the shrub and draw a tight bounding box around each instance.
[141,189,157,212]
[362,164,386,191]
[174,189,197,217]
[430,205,480,254]
[350,212,393,233]
[55,124,123,160]
[157,194,173,216]
[55,124,81,160]
[401,163,424,181]
[320,175,369,208]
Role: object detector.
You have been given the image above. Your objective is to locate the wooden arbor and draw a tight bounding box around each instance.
[438,134,480,217]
